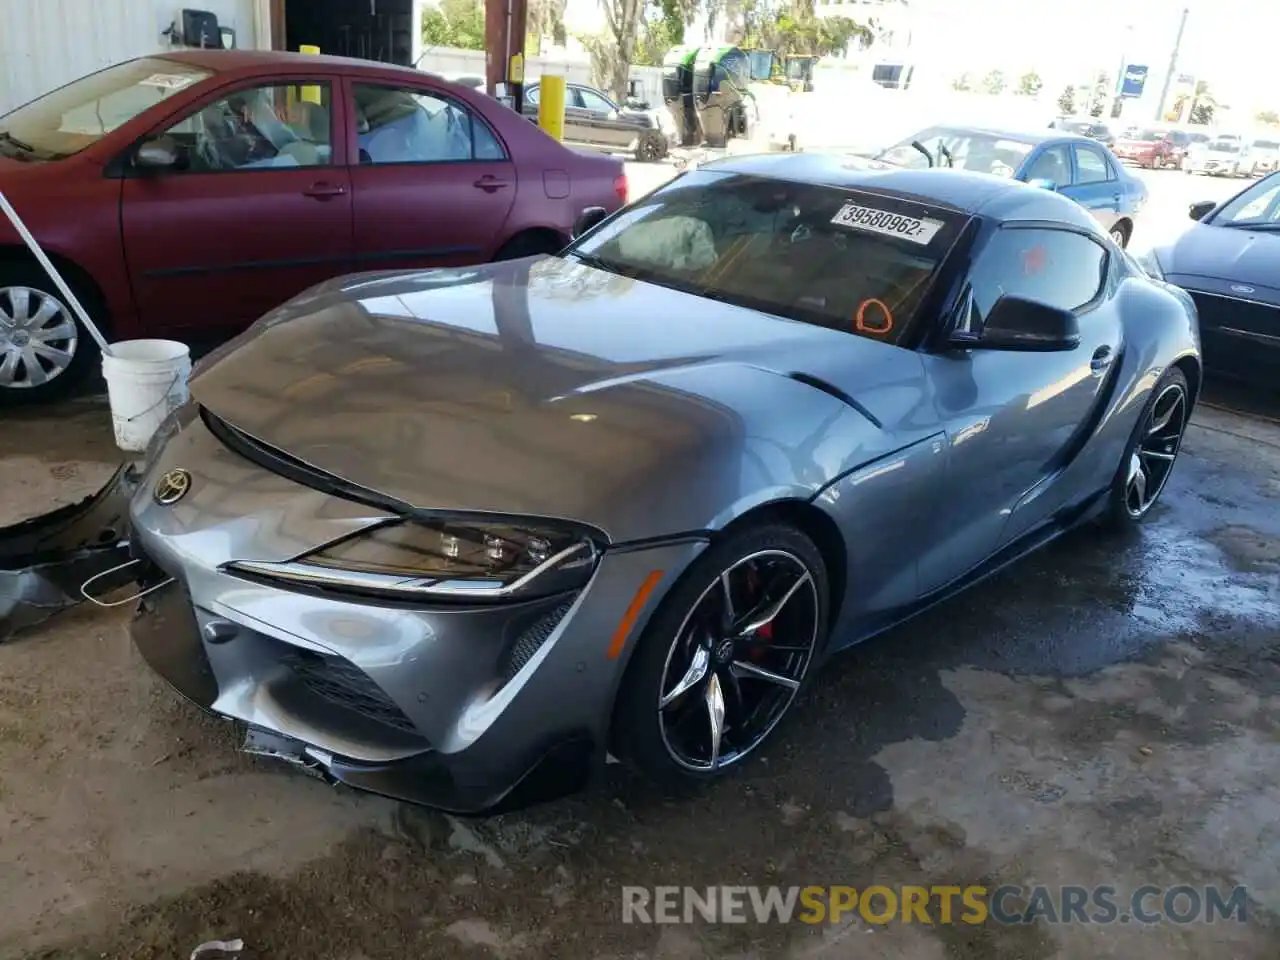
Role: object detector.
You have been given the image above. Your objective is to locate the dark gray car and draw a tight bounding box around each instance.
[523,81,673,161]
[128,157,1200,814]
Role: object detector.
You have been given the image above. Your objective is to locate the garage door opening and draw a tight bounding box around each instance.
[275,0,416,66]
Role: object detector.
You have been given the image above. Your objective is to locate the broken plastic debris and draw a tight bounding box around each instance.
[190,939,244,960]
[0,463,137,642]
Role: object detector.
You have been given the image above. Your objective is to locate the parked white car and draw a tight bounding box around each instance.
[1246,137,1280,176]
[1184,135,1250,176]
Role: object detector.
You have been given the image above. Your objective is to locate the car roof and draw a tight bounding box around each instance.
[919,125,1093,147]
[703,153,1100,230]
[157,48,435,81]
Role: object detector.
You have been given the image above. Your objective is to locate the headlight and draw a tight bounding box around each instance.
[1133,248,1164,280]
[226,517,601,601]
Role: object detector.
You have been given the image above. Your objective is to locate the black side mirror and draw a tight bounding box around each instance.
[572,206,609,239]
[964,295,1081,352]
[134,135,186,171]
[1189,200,1215,221]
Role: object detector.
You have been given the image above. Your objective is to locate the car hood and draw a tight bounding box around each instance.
[1162,223,1280,294]
[190,258,918,539]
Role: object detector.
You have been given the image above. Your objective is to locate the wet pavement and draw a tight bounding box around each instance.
[1,379,1278,960]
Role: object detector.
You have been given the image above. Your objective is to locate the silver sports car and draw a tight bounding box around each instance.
[129,156,1201,813]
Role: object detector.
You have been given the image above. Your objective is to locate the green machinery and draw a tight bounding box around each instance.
[662,44,753,148]
[663,45,819,150]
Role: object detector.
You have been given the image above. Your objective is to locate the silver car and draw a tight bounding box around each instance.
[129,158,1201,813]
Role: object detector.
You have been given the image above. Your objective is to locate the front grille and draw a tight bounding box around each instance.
[284,650,418,735]
[1187,290,1280,334]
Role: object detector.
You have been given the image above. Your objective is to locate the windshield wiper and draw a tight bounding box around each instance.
[0,130,35,153]
[937,143,955,168]
[571,251,624,273]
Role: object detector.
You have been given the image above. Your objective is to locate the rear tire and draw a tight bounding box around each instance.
[1110,221,1132,249]
[0,261,101,406]
[492,230,565,261]
[613,521,830,792]
[1102,367,1190,530]
[635,132,666,162]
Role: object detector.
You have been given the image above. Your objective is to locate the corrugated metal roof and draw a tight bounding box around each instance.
[0,0,258,115]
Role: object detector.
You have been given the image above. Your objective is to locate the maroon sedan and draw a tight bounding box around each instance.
[1112,128,1188,170]
[0,50,628,401]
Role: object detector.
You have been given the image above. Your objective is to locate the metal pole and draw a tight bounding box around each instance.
[1155,6,1190,122]
[0,191,111,355]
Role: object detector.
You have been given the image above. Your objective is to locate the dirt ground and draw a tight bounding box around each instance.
[2,384,1279,960]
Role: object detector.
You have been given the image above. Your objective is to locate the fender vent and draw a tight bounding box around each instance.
[784,372,883,428]
[502,597,575,683]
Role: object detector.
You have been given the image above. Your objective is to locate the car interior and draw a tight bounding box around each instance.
[601,186,939,341]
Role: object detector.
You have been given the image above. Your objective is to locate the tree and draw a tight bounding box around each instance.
[982,69,1006,96]
[723,0,872,57]
[1258,110,1280,127]
[1088,72,1110,117]
[1016,71,1043,97]
[420,0,485,50]
[527,0,569,54]
[1057,85,1076,115]
[951,72,973,92]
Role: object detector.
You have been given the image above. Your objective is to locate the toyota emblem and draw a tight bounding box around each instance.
[153,468,192,505]
[1230,284,1256,295]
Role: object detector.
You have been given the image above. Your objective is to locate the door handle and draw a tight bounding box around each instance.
[303,183,346,200]
[1090,345,1114,373]
[473,176,511,192]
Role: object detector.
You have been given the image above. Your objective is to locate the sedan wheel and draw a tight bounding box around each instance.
[0,284,79,393]
[614,524,829,789]
[1105,367,1190,527]
[1110,225,1129,248]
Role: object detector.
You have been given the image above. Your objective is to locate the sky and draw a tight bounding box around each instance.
[561,0,1278,115]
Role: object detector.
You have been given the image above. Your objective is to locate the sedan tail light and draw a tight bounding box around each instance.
[614,173,628,205]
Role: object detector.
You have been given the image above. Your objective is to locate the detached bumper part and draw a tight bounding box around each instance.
[130,578,597,814]
[0,464,138,642]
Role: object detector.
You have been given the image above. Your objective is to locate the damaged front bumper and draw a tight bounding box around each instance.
[0,463,139,642]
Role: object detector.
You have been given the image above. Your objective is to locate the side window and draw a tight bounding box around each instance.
[578,89,616,114]
[525,86,540,105]
[1022,144,1071,184]
[566,86,588,109]
[352,83,507,164]
[961,228,1108,331]
[162,81,333,172]
[1074,145,1113,184]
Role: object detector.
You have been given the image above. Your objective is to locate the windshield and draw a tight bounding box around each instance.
[0,58,210,161]
[1213,176,1280,228]
[1252,140,1279,150]
[1061,120,1091,133]
[566,170,966,344]
[1188,132,1210,142]
[1129,129,1163,141]
[878,126,1034,177]
[1208,138,1240,152]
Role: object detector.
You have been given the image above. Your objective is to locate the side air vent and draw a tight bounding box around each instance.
[784,372,883,428]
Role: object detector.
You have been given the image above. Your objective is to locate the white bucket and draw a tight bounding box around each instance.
[101,339,192,454]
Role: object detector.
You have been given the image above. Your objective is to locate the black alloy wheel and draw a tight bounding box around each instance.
[614,522,829,790]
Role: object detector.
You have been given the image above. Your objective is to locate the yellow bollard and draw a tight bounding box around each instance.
[298,45,322,105]
[537,74,566,141]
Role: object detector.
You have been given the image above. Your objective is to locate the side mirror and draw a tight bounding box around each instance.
[1027,177,1058,191]
[1189,200,1215,221]
[964,295,1081,352]
[572,206,609,239]
[134,136,185,171]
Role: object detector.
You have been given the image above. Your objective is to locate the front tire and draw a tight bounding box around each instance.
[1110,221,1131,249]
[635,132,666,162]
[1103,367,1191,529]
[613,521,830,791]
[0,261,100,405]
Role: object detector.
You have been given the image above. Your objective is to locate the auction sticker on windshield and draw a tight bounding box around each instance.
[831,202,945,246]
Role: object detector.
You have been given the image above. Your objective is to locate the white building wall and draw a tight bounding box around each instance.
[0,0,262,115]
